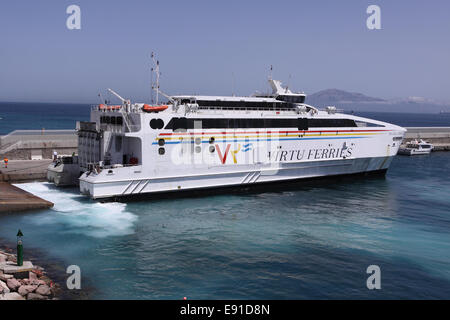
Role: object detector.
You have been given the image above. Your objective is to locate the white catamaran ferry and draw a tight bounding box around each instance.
[75,61,406,200]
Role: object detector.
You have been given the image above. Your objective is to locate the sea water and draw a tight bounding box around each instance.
[0,153,449,299]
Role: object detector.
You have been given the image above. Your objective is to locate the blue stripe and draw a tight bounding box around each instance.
[152,136,368,145]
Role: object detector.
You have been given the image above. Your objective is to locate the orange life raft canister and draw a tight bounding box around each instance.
[142,104,168,112]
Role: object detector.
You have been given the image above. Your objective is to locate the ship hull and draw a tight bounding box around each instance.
[91,168,388,202]
[80,155,394,200]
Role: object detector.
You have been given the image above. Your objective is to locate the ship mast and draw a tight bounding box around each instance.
[151,52,160,105]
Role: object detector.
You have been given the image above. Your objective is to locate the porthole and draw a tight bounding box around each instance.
[158,138,165,146]
[209,137,215,144]
[209,145,215,153]
[195,146,201,153]
[195,137,202,145]
[158,147,165,155]
[150,119,165,129]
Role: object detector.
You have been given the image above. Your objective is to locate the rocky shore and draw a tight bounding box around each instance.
[0,249,59,300]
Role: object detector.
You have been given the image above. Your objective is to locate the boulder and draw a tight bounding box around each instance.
[0,273,13,281]
[29,271,38,281]
[18,285,37,296]
[0,280,10,293]
[27,292,47,300]
[0,253,6,263]
[35,284,51,296]
[2,292,25,300]
[6,278,21,291]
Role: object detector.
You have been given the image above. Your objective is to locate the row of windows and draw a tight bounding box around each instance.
[196,100,295,109]
[100,116,123,125]
[164,117,356,130]
[276,95,306,104]
[308,119,357,128]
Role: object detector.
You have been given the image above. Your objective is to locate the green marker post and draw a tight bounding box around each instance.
[17,229,23,267]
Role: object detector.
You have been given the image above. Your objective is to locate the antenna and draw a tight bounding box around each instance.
[232,72,235,97]
[98,93,106,104]
[286,74,292,93]
[269,65,273,80]
[150,55,154,104]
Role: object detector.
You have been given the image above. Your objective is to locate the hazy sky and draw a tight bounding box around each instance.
[0,0,449,103]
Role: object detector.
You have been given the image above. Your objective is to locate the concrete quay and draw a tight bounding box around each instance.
[0,159,52,182]
[0,182,53,213]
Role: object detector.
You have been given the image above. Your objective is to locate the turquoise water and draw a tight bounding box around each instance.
[0,153,449,299]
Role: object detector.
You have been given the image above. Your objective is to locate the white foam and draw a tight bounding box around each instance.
[14,182,138,238]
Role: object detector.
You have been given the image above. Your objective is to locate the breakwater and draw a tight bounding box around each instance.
[0,249,59,300]
[402,127,450,151]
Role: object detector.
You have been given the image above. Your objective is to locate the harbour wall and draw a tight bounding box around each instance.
[402,127,450,151]
[0,130,77,160]
[0,127,449,183]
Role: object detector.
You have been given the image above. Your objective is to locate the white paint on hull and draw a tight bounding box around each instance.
[80,156,394,199]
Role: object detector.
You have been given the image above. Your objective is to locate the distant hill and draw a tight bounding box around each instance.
[308,89,385,104]
[306,89,450,113]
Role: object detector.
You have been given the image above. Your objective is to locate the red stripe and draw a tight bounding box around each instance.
[159,129,390,136]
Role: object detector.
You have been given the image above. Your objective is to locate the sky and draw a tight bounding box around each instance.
[0,0,449,103]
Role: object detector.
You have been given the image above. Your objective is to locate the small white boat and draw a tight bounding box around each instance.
[398,139,433,155]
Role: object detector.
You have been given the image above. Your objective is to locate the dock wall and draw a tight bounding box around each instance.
[0,127,449,183]
[402,127,450,151]
[0,130,77,160]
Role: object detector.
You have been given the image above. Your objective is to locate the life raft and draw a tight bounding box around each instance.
[99,104,121,111]
[142,104,168,112]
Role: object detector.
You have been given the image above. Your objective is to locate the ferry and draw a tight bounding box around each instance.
[70,59,406,200]
[398,139,433,155]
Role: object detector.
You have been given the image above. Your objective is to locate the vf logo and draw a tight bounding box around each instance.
[366,5,381,30]
[366,265,381,290]
[66,5,81,30]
